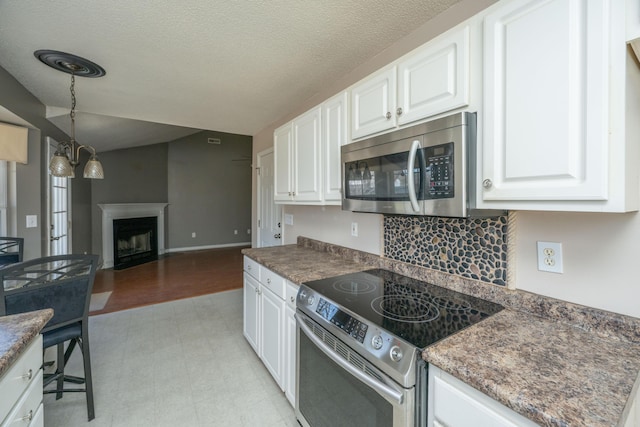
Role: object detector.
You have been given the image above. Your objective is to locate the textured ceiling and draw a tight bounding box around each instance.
[0,0,461,152]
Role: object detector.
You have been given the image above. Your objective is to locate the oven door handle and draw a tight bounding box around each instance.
[407,139,421,213]
[295,313,405,405]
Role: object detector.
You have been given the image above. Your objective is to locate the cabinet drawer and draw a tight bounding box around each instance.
[285,281,299,310]
[1,369,43,427]
[243,256,261,281]
[260,267,286,299]
[0,335,43,422]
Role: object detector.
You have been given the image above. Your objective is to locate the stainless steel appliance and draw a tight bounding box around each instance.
[295,269,503,427]
[342,112,502,217]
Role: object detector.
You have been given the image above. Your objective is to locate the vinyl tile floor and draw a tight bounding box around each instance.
[43,289,298,427]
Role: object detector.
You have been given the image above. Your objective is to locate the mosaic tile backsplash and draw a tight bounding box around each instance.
[384,215,509,286]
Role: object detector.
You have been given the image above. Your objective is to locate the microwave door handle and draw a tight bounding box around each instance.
[407,140,421,212]
[295,313,404,405]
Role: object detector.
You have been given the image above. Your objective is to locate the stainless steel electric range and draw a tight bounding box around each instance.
[295,268,503,427]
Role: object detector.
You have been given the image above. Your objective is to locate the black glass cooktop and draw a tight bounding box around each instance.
[303,269,504,349]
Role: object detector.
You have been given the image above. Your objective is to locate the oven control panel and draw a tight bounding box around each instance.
[316,298,368,343]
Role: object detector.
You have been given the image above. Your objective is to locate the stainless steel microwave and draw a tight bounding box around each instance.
[342,112,502,218]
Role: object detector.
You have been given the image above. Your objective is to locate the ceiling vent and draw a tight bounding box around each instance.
[208,138,221,145]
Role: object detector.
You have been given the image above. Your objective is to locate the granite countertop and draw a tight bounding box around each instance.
[0,309,53,379]
[243,240,640,427]
[242,244,371,284]
[424,309,640,427]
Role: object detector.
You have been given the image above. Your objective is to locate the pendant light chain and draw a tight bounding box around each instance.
[70,73,76,143]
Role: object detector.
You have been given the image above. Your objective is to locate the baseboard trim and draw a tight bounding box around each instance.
[165,242,250,253]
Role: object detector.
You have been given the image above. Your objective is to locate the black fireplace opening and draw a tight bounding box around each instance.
[113,216,158,270]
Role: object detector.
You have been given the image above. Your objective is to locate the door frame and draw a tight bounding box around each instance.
[46,137,72,255]
[256,147,282,248]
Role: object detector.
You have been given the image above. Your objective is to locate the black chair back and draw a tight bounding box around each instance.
[0,254,98,331]
[0,237,24,266]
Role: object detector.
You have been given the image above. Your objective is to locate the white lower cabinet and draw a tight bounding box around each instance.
[428,365,538,427]
[284,281,298,407]
[243,256,299,405]
[0,335,44,427]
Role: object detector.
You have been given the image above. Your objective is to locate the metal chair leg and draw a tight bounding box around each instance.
[80,328,95,421]
[55,343,64,400]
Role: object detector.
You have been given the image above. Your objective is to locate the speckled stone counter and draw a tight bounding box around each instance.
[242,244,372,284]
[243,237,640,427]
[424,309,640,427]
[0,309,53,379]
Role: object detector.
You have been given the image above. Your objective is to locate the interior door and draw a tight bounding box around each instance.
[257,148,282,247]
[48,138,71,255]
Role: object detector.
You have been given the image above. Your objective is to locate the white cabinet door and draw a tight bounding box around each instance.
[260,285,285,391]
[284,304,296,407]
[274,123,293,202]
[481,0,609,203]
[322,91,348,203]
[284,281,298,407]
[242,272,260,353]
[397,24,470,126]
[292,107,322,202]
[351,66,397,139]
[428,365,538,427]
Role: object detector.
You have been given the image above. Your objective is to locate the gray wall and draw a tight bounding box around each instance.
[71,150,93,255]
[168,130,252,249]
[0,64,72,259]
[90,143,169,256]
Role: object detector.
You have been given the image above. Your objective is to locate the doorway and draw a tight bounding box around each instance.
[47,137,71,255]
[257,148,282,248]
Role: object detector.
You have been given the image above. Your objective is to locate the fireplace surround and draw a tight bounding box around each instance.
[98,203,168,269]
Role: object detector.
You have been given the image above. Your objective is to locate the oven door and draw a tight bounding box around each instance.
[295,312,416,427]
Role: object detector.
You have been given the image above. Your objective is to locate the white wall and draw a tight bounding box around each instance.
[515,211,640,318]
[282,205,383,255]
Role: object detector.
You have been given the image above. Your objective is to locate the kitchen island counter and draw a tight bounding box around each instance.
[0,309,53,378]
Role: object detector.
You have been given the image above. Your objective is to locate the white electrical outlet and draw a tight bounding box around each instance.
[234,229,238,235]
[26,215,37,228]
[191,232,196,238]
[247,228,251,234]
[537,241,563,273]
[284,214,294,226]
[351,222,358,237]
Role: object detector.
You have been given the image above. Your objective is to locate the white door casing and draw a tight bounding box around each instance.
[257,148,282,247]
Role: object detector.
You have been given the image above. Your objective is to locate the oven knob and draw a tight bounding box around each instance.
[307,295,315,306]
[390,346,403,362]
[299,290,307,301]
[371,334,384,350]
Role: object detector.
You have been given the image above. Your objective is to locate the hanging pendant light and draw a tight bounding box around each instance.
[35,50,106,179]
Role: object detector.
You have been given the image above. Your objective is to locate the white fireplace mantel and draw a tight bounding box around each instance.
[98,203,168,269]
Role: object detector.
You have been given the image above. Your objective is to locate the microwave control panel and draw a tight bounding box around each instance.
[425,142,454,199]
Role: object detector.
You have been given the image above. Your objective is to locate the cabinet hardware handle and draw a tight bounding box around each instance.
[22,369,33,380]
[482,179,493,189]
[21,410,33,421]
[290,296,295,303]
[396,107,403,116]
[385,112,392,119]
[267,278,271,284]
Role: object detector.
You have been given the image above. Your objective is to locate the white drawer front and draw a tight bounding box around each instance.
[260,267,286,300]
[0,335,43,422]
[1,369,43,427]
[285,281,299,310]
[243,256,261,281]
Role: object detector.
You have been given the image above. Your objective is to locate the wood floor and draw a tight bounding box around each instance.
[90,246,248,315]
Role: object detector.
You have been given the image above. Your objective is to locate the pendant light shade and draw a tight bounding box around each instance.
[49,150,74,177]
[83,155,104,179]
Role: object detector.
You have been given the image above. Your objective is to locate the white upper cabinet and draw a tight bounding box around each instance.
[322,91,348,203]
[292,107,322,202]
[397,25,470,126]
[274,107,323,203]
[351,22,472,140]
[351,66,397,139]
[274,92,348,206]
[479,0,639,212]
[274,123,293,202]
